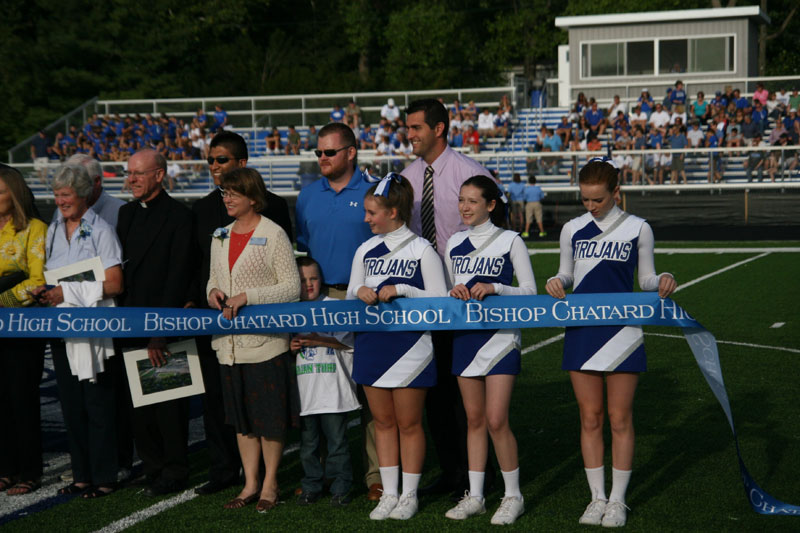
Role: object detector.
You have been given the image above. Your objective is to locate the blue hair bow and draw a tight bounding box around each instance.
[373,172,403,197]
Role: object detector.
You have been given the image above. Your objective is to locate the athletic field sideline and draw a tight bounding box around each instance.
[2,242,798,532]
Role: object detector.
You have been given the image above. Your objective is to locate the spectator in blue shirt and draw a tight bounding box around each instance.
[584,101,607,136]
[667,125,688,184]
[751,101,768,133]
[195,109,207,128]
[506,173,526,232]
[522,175,546,238]
[648,131,663,149]
[733,89,749,109]
[784,108,800,144]
[638,89,654,115]
[359,124,376,149]
[449,126,463,148]
[212,105,228,133]
[669,80,686,108]
[330,104,345,123]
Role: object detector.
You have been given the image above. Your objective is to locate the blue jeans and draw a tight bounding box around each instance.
[300,412,353,495]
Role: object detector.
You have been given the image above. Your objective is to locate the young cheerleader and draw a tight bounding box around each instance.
[347,174,447,520]
[443,175,536,525]
[545,159,677,527]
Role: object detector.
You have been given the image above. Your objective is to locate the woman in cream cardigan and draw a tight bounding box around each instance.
[207,168,300,513]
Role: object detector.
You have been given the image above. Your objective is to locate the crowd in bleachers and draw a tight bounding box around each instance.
[528,81,800,184]
[36,106,232,166]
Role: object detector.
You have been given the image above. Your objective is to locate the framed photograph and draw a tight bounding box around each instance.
[44,256,106,286]
[123,339,205,408]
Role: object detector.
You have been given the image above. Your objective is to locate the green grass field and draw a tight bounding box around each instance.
[2,242,799,532]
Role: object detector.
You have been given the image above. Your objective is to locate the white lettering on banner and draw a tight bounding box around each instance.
[573,240,632,262]
[55,313,131,333]
[9,313,53,332]
[451,255,505,277]
[364,306,451,326]
[363,258,418,278]
[465,302,545,324]
[214,311,309,332]
[144,313,214,332]
[310,307,360,327]
[552,301,655,321]
[750,488,800,515]
[660,299,694,321]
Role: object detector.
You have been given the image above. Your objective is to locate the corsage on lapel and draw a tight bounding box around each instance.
[212,227,229,242]
[78,221,92,240]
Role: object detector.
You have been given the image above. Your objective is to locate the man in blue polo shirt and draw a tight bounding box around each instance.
[294,121,382,502]
[585,101,606,136]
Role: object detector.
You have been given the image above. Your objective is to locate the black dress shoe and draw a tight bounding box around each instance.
[144,478,186,497]
[195,479,237,495]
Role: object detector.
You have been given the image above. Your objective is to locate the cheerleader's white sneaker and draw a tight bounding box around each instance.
[388,491,418,520]
[490,495,524,525]
[369,493,398,520]
[601,501,629,528]
[445,491,486,520]
[579,499,607,525]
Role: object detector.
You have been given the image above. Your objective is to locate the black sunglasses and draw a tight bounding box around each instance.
[207,156,232,165]
[314,146,352,158]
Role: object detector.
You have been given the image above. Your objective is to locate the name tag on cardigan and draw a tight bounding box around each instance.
[249,237,267,246]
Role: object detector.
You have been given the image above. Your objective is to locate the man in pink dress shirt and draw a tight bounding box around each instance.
[402,98,493,499]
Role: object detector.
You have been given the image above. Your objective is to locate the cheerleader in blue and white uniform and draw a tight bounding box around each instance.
[443,175,536,525]
[347,174,447,521]
[545,159,677,528]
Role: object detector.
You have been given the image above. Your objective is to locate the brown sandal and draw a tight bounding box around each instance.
[224,493,259,509]
[256,498,277,513]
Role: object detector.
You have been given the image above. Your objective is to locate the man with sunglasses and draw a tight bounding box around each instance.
[189,131,293,496]
[295,122,380,501]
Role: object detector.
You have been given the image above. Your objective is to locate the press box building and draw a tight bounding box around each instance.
[554,6,770,106]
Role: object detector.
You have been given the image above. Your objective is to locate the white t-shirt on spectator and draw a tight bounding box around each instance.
[669,111,687,125]
[687,128,704,147]
[649,110,670,129]
[478,113,494,131]
[377,141,395,155]
[609,103,627,119]
[381,104,400,122]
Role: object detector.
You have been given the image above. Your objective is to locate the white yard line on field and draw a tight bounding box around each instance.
[674,252,771,293]
[93,487,200,533]
[644,332,800,354]
[522,333,565,354]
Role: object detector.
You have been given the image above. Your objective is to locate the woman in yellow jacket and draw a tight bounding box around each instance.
[0,165,47,495]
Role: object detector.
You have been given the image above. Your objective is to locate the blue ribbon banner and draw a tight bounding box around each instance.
[0,293,797,515]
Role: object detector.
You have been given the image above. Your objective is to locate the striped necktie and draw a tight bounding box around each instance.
[421,165,436,250]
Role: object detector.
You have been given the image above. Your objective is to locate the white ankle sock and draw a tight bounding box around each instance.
[380,466,399,496]
[609,467,631,504]
[585,466,606,501]
[468,470,485,499]
[401,472,421,498]
[501,467,522,498]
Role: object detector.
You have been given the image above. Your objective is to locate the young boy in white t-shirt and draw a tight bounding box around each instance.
[292,257,360,506]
